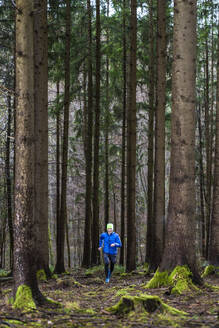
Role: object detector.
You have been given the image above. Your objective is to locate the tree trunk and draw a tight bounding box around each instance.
[56,80,60,259]
[160,0,200,281]
[208,25,219,266]
[82,0,93,268]
[146,0,155,265]
[152,0,166,270]
[33,0,50,278]
[66,218,71,268]
[104,0,110,229]
[204,37,211,259]
[126,0,137,272]
[91,0,101,266]
[5,95,13,270]
[197,102,206,257]
[14,0,45,303]
[120,0,127,266]
[13,10,16,251]
[0,214,6,269]
[55,0,71,273]
[113,191,117,232]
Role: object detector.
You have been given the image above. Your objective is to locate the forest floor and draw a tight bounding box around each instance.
[0,266,218,328]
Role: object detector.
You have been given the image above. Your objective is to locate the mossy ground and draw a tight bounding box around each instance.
[0,267,218,327]
[201,265,219,278]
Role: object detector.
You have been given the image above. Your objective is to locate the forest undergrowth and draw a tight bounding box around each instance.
[0,266,218,328]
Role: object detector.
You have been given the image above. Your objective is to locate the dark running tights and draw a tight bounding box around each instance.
[105,262,115,277]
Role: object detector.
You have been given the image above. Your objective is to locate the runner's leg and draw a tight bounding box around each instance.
[109,254,117,274]
[103,253,110,277]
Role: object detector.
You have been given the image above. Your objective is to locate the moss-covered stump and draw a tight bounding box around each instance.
[201,265,219,278]
[13,285,36,311]
[145,266,199,295]
[107,294,187,318]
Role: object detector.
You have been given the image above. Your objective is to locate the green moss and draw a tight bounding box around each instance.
[107,295,135,315]
[137,271,146,276]
[201,265,217,278]
[143,262,150,272]
[119,272,132,277]
[61,271,71,275]
[52,273,58,279]
[2,288,12,295]
[56,277,83,288]
[6,320,42,327]
[169,266,199,295]
[5,320,24,326]
[64,301,81,312]
[145,266,199,295]
[84,308,96,315]
[107,294,187,318]
[114,265,126,274]
[160,299,187,316]
[85,265,104,276]
[36,269,47,282]
[13,285,36,311]
[136,263,150,275]
[0,269,10,277]
[52,289,63,296]
[64,301,96,315]
[204,282,219,291]
[156,313,184,327]
[45,297,61,307]
[8,296,14,305]
[84,291,98,297]
[90,277,102,283]
[115,287,136,297]
[145,269,169,288]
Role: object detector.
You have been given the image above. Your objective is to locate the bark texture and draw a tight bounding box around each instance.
[160,0,200,280]
[204,37,211,259]
[197,103,205,257]
[33,0,50,278]
[82,0,93,268]
[14,0,44,302]
[146,0,155,265]
[120,0,127,266]
[91,0,101,265]
[104,0,110,229]
[55,0,71,273]
[152,0,166,270]
[126,0,137,272]
[208,26,219,266]
[56,81,60,257]
[6,95,13,269]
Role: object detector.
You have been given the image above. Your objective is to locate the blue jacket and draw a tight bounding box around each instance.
[99,232,122,255]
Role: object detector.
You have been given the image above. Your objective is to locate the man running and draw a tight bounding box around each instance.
[98,223,122,283]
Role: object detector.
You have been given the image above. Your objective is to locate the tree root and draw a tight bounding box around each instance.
[145,266,200,295]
